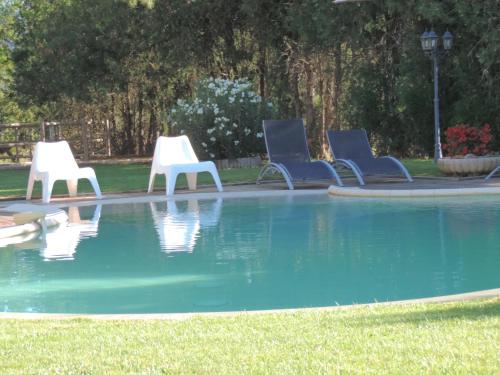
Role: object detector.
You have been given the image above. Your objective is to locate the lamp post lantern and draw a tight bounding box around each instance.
[420,29,453,161]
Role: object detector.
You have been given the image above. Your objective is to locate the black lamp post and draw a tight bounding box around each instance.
[420,30,453,161]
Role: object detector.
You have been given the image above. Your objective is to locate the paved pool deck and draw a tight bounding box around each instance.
[2,175,500,207]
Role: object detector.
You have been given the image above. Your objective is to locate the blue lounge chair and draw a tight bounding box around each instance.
[326,129,413,186]
[257,119,343,189]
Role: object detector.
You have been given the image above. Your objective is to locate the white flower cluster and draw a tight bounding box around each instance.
[169,77,275,159]
[203,78,266,105]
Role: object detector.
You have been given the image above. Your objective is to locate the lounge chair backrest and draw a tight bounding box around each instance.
[263,119,311,163]
[32,141,79,173]
[327,129,375,160]
[153,135,199,167]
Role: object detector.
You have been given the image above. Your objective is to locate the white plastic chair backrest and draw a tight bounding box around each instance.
[153,136,199,167]
[33,141,79,173]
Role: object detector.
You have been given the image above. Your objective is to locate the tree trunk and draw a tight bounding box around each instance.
[332,42,343,131]
[319,56,333,158]
[110,94,118,153]
[147,107,157,154]
[286,44,303,118]
[303,60,317,155]
[123,88,134,154]
[136,91,144,156]
[258,45,267,98]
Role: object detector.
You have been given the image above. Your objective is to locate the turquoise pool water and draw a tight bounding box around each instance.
[0,194,499,314]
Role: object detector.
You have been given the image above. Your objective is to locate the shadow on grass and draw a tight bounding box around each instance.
[350,298,500,326]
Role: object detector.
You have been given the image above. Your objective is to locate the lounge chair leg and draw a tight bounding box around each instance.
[256,165,268,185]
[485,166,500,180]
[333,171,344,187]
[319,160,344,187]
[274,164,294,190]
[258,163,294,190]
[336,159,365,186]
[383,156,413,182]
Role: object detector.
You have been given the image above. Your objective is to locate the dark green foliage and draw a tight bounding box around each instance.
[1,0,499,157]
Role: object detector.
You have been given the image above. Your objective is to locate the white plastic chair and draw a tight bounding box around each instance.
[147,136,223,196]
[26,141,102,204]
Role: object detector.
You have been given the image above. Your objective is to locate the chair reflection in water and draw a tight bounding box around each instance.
[150,198,222,254]
[40,205,102,261]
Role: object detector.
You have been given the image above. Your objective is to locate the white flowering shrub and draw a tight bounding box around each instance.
[169,78,276,159]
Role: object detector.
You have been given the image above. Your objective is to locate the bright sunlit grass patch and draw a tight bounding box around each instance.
[0,298,498,373]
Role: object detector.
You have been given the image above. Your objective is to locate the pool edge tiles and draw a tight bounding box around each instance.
[53,188,330,209]
[328,185,500,197]
[1,287,499,320]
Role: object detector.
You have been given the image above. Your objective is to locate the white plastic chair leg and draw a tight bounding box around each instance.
[186,172,197,191]
[208,163,223,192]
[67,179,78,197]
[166,172,178,196]
[147,171,156,193]
[42,177,55,204]
[88,176,102,198]
[26,172,35,200]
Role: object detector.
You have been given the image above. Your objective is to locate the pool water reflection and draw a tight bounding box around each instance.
[0,195,499,314]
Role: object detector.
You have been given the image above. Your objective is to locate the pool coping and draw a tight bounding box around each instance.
[1,288,498,320]
[328,185,500,197]
[58,188,329,208]
[1,187,499,319]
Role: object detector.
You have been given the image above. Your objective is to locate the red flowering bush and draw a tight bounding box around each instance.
[442,123,493,156]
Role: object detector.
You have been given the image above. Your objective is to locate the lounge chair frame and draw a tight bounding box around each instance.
[327,129,413,186]
[257,160,342,190]
[485,166,500,180]
[257,120,343,189]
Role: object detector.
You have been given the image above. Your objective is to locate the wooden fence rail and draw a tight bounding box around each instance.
[0,121,112,162]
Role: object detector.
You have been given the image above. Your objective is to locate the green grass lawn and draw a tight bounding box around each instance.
[402,159,442,177]
[0,163,261,199]
[0,298,498,373]
[0,159,441,200]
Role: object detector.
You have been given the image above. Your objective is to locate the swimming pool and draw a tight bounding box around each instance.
[0,193,499,314]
